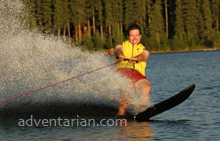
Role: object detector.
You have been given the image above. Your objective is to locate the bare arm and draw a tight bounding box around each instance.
[115,45,126,60]
[130,50,150,63]
[115,44,123,56]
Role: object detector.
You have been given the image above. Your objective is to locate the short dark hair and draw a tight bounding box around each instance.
[127,23,141,36]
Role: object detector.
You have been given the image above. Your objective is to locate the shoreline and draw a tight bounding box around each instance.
[150,48,219,54]
[103,48,220,55]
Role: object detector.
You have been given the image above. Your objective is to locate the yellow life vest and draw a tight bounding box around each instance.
[114,40,147,76]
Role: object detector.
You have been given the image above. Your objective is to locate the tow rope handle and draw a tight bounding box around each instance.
[116,56,138,63]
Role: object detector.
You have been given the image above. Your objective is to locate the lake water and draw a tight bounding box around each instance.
[1,50,220,141]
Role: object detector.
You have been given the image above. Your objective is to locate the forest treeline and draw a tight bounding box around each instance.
[23,0,220,51]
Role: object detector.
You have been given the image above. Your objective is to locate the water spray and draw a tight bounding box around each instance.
[0,62,118,104]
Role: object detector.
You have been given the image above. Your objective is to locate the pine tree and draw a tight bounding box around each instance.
[69,0,86,43]
[182,0,198,35]
[83,35,94,51]
[93,32,104,50]
[113,26,124,48]
[133,0,143,24]
[124,0,146,29]
[86,0,96,35]
[168,0,177,38]
[53,0,64,40]
[63,0,71,43]
[85,0,93,36]
[112,0,123,33]
[23,0,37,31]
[165,0,168,37]
[118,0,123,35]
[197,0,204,42]
[104,0,114,45]
[211,0,220,32]
[92,2,96,35]
[141,0,147,30]
[211,0,220,48]
[21,0,220,51]
[112,0,124,46]
[201,0,213,40]
[42,0,53,35]
[182,0,199,48]
[95,0,104,40]
[69,0,78,43]
[173,0,187,50]
[124,0,134,26]
[35,0,43,32]
[148,0,166,50]
[146,0,153,27]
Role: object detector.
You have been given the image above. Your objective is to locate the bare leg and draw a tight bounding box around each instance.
[116,95,129,116]
[116,79,134,116]
[116,78,151,115]
[135,79,151,106]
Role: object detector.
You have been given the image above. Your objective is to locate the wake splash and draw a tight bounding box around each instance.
[0,0,141,119]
